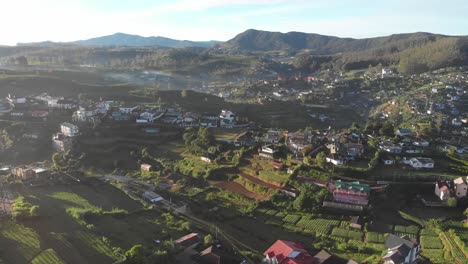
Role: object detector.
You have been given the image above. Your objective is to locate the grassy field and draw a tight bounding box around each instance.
[0,181,187,264]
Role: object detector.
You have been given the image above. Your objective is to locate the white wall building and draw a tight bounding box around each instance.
[60,122,79,137]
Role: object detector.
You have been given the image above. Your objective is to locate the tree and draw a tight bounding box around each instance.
[204,234,214,245]
[181,221,191,232]
[125,245,146,264]
[29,205,40,216]
[447,197,457,207]
[315,152,327,170]
[448,147,457,157]
[350,122,361,133]
[0,130,13,151]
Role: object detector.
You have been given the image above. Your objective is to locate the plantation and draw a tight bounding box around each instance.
[420,249,446,264]
[421,236,443,249]
[282,214,301,224]
[0,221,41,263]
[393,225,420,235]
[366,232,387,243]
[31,249,66,264]
[296,218,340,235]
[331,228,364,241]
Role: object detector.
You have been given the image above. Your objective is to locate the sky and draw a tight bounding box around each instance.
[1,0,467,45]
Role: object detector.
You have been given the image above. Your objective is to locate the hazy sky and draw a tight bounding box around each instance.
[1,0,467,45]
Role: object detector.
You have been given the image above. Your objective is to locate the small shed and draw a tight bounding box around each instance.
[350,216,363,230]
[141,163,153,172]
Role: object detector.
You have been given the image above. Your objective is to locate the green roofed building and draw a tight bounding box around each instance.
[330,180,370,205]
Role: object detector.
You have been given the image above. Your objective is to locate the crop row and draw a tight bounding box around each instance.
[296,219,340,235]
[331,228,364,241]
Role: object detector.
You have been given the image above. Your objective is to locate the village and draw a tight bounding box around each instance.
[0,66,466,264]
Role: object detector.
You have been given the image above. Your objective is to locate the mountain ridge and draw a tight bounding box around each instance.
[18,32,220,49]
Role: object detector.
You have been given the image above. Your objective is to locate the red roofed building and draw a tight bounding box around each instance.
[175,233,201,248]
[264,240,314,264]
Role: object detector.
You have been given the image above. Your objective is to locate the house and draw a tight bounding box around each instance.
[60,122,79,137]
[119,105,139,114]
[52,133,74,152]
[12,166,48,181]
[264,130,282,144]
[111,111,131,121]
[142,191,164,203]
[194,245,239,264]
[383,234,420,264]
[287,132,313,152]
[219,110,236,128]
[382,156,396,165]
[329,180,370,206]
[326,156,345,165]
[72,108,100,124]
[343,143,364,157]
[451,118,462,126]
[313,249,333,264]
[263,240,314,264]
[272,161,284,170]
[233,131,257,147]
[140,163,153,172]
[279,187,300,198]
[396,128,412,137]
[30,110,49,118]
[55,99,77,109]
[380,142,403,154]
[412,139,429,147]
[259,145,279,159]
[175,233,201,248]
[200,157,212,163]
[453,177,467,198]
[434,180,451,200]
[200,113,219,128]
[408,157,434,169]
[382,68,394,78]
[176,112,200,127]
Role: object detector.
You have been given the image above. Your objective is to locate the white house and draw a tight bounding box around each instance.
[408,157,434,169]
[60,122,79,137]
[382,68,394,78]
[119,105,139,114]
[452,118,462,126]
[396,128,412,137]
[435,180,451,200]
[383,235,420,264]
[453,177,467,198]
[326,156,345,165]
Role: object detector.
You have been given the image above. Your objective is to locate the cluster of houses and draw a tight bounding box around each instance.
[262,236,419,264]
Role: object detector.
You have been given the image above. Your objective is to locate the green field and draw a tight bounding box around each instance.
[0,181,186,264]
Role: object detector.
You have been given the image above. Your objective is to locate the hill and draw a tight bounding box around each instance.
[18,33,220,49]
[222,29,452,54]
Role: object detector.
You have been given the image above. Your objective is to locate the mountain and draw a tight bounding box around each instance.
[222,29,452,54]
[18,33,220,48]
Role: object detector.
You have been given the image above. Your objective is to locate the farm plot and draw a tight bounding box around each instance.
[440,232,468,264]
[366,232,387,243]
[0,221,41,263]
[282,214,301,224]
[420,249,446,264]
[421,236,443,249]
[393,225,420,238]
[70,231,120,260]
[296,219,340,235]
[31,249,65,264]
[331,228,364,241]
